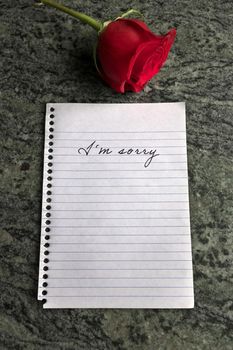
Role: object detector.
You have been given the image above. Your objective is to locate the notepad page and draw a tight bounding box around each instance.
[38,102,194,309]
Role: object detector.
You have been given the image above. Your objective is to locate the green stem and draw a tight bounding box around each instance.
[40,0,102,31]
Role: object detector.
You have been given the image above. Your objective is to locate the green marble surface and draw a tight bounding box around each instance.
[1,0,233,349]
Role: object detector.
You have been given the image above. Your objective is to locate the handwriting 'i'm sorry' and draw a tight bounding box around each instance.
[77,141,159,167]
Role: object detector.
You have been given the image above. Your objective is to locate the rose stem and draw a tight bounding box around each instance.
[40,0,102,31]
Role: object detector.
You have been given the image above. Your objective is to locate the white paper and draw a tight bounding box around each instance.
[38,102,194,308]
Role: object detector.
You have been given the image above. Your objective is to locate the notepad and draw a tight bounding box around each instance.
[38,102,194,309]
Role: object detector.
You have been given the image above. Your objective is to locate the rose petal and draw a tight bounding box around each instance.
[126,28,176,90]
[97,19,158,88]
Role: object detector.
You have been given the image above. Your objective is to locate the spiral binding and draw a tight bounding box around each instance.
[41,106,55,304]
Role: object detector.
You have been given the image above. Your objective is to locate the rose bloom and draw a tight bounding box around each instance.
[97,19,176,93]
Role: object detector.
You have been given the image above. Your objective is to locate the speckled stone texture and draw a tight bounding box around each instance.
[0,0,233,349]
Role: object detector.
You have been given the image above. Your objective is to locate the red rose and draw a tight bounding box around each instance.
[40,1,176,93]
[97,19,176,93]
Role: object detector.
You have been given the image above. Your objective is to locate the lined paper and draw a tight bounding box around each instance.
[38,102,194,308]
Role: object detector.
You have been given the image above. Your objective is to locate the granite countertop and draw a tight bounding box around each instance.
[0,0,233,349]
